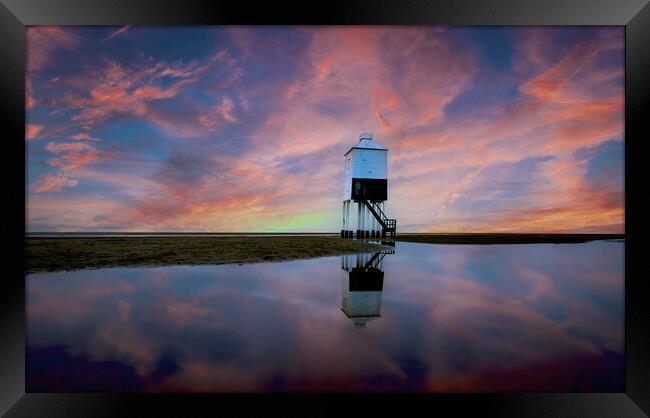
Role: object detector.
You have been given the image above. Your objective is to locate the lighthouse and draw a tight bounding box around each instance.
[341,132,396,239]
[340,250,393,327]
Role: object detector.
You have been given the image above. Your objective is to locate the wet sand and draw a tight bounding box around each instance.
[26,236,391,273]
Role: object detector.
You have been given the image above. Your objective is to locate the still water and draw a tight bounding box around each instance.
[26,241,624,392]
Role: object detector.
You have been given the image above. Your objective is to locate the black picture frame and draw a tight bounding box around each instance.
[1,0,648,416]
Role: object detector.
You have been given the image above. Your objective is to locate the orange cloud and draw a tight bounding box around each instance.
[316,57,331,81]
[26,124,43,140]
[57,56,223,137]
[44,141,99,171]
[68,133,100,141]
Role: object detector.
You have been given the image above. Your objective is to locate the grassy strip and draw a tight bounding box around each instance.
[26,236,390,274]
[396,233,624,245]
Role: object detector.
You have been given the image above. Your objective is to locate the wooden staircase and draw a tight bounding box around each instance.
[361,200,397,238]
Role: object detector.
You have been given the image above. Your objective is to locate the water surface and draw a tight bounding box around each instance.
[27,241,624,392]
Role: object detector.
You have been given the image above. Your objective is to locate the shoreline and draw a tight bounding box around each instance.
[26,234,624,273]
[26,236,391,274]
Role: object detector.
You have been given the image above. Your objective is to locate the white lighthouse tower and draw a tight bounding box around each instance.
[341,132,396,239]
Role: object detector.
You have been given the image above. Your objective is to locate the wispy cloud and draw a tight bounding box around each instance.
[103,26,130,41]
[32,172,78,193]
[68,133,101,141]
[27,26,81,72]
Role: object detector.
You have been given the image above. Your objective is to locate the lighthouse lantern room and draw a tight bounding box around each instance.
[341,132,396,239]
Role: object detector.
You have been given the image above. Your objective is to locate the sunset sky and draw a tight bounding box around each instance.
[26,26,624,233]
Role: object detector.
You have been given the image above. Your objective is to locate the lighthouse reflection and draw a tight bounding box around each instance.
[340,250,394,327]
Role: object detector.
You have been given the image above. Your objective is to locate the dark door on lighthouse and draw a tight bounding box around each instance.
[351,178,387,201]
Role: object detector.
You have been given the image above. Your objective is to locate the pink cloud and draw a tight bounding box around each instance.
[249,27,476,160]
[26,77,39,109]
[26,26,81,72]
[46,142,96,154]
[198,96,237,128]
[316,57,331,81]
[31,172,78,193]
[26,124,43,140]
[54,56,224,137]
[44,141,99,171]
[49,153,99,170]
[69,133,101,141]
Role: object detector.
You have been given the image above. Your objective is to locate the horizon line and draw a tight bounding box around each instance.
[26,231,626,236]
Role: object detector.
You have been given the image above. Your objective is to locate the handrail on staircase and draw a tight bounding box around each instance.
[360,199,397,232]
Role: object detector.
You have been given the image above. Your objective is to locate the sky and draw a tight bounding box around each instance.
[26,26,624,233]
